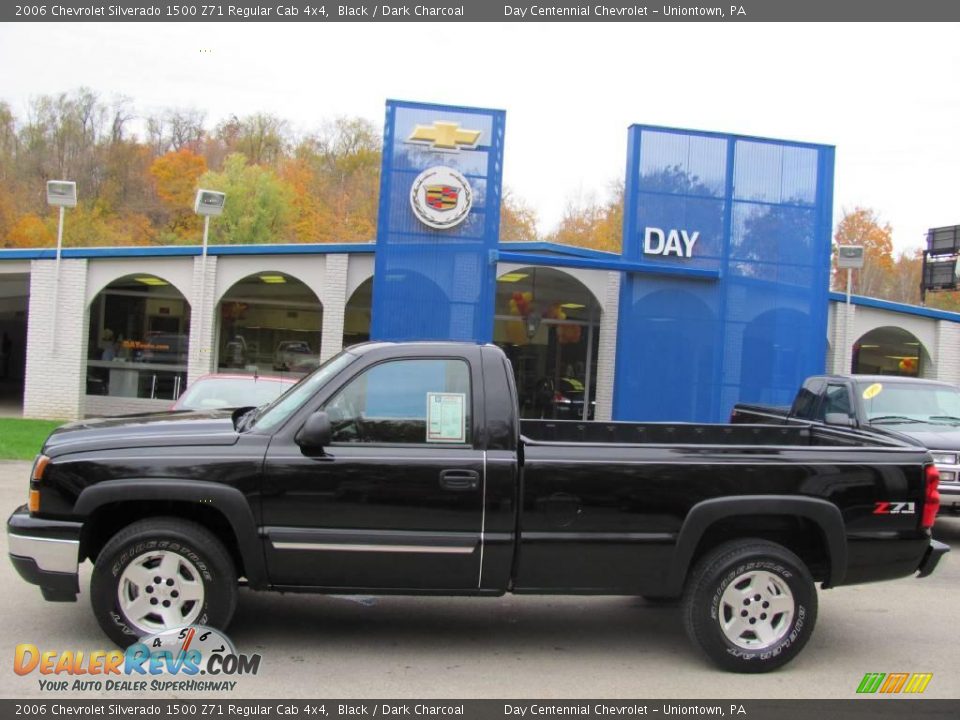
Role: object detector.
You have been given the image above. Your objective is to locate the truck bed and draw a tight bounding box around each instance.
[520,418,903,448]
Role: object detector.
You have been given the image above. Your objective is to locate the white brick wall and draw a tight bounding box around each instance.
[933,320,960,384]
[320,254,349,362]
[187,255,219,386]
[828,301,856,374]
[23,259,89,420]
[594,271,621,421]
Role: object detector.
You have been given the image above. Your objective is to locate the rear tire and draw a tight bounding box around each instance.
[90,517,237,647]
[682,539,817,673]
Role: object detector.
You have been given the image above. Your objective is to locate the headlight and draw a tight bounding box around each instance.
[932,452,958,466]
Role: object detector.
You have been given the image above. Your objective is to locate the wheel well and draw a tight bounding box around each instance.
[80,501,246,579]
[689,515,831,583]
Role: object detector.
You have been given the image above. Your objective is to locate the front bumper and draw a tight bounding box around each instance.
[7,505,82,602]
[917,539,950,578]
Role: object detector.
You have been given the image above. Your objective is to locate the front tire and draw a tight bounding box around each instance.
[682,540,817,673]
[90,517,237,647]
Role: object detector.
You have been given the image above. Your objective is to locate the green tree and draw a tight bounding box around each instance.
[198,154,295,245]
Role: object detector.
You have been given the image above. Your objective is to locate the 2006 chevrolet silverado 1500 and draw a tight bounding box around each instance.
[8,343,950,672]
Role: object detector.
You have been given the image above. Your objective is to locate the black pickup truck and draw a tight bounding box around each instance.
[731,374,960,514]
[8,343,949,673]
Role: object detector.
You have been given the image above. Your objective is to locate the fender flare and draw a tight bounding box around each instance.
[75,479,267,589]
[665,495,847,595]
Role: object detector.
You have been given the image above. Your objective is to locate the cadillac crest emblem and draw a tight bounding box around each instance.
[410,166,473,230]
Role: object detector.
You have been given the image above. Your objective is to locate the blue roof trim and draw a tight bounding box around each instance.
[0,243,376,261]
[498,241,622,261]
[496,250,720,280]
[829,291,960,323]
[208,243,375,256]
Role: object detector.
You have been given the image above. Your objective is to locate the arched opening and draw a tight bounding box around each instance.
[343,277,372,349]
[617,286,716,421]
[741,308,810,405]
[494,267,601,420]
[216,272,323,376]
[86,274,191,400]
[852,326,925,377]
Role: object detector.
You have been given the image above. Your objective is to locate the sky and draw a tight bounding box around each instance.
[0,21,958,253]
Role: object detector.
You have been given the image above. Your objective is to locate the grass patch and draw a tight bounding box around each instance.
[0,418,65,460]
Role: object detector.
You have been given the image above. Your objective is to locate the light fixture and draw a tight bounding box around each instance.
[560,303,585,310]
[194,189,226,217]
[498,273,529,283]
[46,181,77,208]
[136,277,168,286]
[858,344,880,349]
[885,355,919,360]
[259,275,287,284]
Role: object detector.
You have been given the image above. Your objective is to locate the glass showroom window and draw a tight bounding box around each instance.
[217,272,323,377]
[86,275,191,400]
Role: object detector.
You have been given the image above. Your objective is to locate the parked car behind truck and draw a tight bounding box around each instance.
[731,374,960,513]
[8,343,949,673]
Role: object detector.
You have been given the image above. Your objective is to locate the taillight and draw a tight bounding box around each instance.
[553,391,570,404]
[921,464,940,529]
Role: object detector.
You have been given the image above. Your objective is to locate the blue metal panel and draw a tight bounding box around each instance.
[615,126,835,422]
[371,100,505,343]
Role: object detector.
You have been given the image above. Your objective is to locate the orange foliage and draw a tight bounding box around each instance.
[149,149,207,209]
[7,214,54,248]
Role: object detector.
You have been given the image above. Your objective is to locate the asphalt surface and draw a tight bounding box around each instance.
[0,459,957,700]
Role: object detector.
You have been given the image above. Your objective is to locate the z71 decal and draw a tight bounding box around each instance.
[873,501,916,515]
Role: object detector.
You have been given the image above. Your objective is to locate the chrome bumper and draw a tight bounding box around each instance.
[8,533,79,574]
[8,505,81,602]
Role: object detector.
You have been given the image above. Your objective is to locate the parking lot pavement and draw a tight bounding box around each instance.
[0,459,957,700]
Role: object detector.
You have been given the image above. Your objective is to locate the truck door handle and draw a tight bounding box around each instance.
[439,469,480,491]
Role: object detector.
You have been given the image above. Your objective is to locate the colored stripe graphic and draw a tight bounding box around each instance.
[879,673,909,693]
[856,672,932,694]
[903,673,933,694]
[856,673,885,693]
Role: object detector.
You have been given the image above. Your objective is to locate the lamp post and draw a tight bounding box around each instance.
[836,245,865,372]
[192,189,226,367]
[46,180,77,350]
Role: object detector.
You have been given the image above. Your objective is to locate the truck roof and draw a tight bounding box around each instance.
[817,374,957,388]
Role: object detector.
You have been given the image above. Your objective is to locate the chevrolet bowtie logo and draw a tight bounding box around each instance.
[407,121,482,151]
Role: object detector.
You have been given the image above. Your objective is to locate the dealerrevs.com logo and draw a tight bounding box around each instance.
[856,672,933,694]
[14,625,261,692]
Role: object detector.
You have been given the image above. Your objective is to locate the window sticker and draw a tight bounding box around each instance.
[426,392,466,443]
[862,383,883,400]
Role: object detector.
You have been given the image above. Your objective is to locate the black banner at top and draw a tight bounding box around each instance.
[4,0,960,22]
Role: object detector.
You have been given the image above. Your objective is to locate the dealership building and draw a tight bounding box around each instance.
[2,103,959,422]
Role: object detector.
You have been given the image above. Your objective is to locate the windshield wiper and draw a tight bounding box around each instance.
[869,415,925,424]
[928,415,960,423]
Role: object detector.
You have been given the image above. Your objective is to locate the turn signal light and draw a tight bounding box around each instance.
[921,464,940,529]
[28,489,40,513]
[32,454,50,482]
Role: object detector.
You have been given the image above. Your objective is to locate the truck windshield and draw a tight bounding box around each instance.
[250,351,357,432]
[857,380,960,425]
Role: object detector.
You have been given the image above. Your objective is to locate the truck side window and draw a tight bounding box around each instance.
[818,384,852,421]
[324,359,472,445]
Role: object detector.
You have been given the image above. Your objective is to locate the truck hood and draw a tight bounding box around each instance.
[42,410,241,457]
[871,422,960,451]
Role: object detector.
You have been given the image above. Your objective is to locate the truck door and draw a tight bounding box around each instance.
[261,355,485,590]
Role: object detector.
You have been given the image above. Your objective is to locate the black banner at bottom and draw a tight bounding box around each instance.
[1,700,957,720]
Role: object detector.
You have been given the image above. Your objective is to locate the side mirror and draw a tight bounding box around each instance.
[296,410,331,451]
[824,413,856,428]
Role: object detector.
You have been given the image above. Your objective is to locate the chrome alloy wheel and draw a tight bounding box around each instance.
[117,550,205,633]
[718,569,795,650]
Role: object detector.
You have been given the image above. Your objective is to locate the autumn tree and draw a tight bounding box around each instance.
[149,148,208,241]
[548,180,623,253]
[500,188,539,242]
[198,154,295,245]
[832,207,895,297]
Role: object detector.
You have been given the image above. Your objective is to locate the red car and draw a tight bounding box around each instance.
[172,373,297,411]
